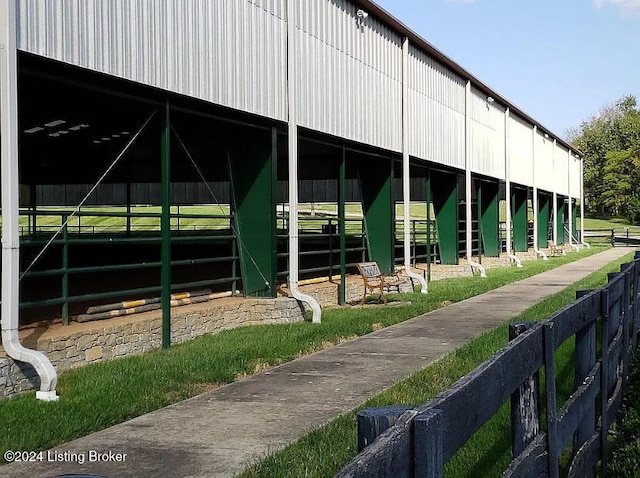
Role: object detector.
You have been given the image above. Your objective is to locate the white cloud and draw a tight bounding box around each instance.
[593,0,640,13]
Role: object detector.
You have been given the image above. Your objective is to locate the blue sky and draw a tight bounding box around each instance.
[373,0,640,140]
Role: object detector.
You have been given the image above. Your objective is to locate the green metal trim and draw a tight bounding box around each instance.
[358,156,395,274]
[556,197,566,245]
[537,192,550,248]
[511,187,528,252]
[161,102,172,349]
[61,217,69,325]
[431,170,459,265]
[339,145,346,305]
[479,181,500,257]
[228,128,277,297]
[426,170,431,281]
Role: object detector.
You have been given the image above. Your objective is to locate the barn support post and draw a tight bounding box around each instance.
[358,157,395,274]
[556,195,566,245]
[228,127,278,298]
[338,144,346,305]
[161,101,172,349]
[511,187,528,252]
[537,192,550,251]
[431,170,458,265]
[479,180,500,257]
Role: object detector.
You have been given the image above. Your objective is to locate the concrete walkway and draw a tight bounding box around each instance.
[4,247,634,478]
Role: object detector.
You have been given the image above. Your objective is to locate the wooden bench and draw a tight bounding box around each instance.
[548,240,566,257]
[356,262,405,305]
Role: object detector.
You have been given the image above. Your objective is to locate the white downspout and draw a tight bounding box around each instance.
[568,152,580,252]
[532,126,547,260]
[1,0,58,401]
[464,81,486,277]
[552,140,558,246]
[402,37,427,293]
[580,156,589,248]
[504,108,522,267]
[286,0,321,323]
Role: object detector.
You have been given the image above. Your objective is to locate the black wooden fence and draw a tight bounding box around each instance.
[336,251,640,478]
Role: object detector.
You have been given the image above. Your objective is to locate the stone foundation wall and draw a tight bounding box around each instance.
[0,297,304,399]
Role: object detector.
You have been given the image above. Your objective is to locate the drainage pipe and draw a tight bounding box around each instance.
[464,81,486,277]
[286,0,321,322]
[504,108,522,268]
[402,37,428,293]
[579,157,590,248]
[1,0,58,401]
[532,126,547,261]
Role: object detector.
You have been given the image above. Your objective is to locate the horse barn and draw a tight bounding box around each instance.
[0,0,585,400]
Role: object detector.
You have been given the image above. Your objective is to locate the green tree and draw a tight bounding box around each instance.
[569,95,640,222]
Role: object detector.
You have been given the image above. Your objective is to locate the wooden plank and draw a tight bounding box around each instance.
[567,428,600,478]
[357,406,413,452]
[503,433,549,478]
[605,375,624,427]
[557,363,600,450]
[336,410,419,478]
[551,290,600,348]
[413,409,444,478]
[416,324,545,461]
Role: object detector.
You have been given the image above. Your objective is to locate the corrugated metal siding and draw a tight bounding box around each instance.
[407,45,465,169]
[17,0,288,121]
[508,115,533,187]
[295,0,402,152]
[570,155,581,198]
[535,130,555,192]
[469,87,505,179]
[553,143,569,197]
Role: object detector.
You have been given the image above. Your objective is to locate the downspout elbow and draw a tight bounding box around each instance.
[1,328,58,401]
[534,248,548,261]
[467,258,487,278]
[404,262,428,294]
[581,241,591,249]
[289,282,322,323]
[507,253,523,268]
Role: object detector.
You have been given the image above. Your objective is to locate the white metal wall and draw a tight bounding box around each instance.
[16,0,582,199]
[535,130,555,192]
[508,115,534,187]
[407,45,465,169]
[554,143,570,197]
[17,0,288,122]
[469,87,505,179]
[570,155,581,198]
[295,0,402,152]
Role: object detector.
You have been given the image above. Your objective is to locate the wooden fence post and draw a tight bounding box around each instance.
[357,405,413,452]
[573,290,598,478]
[543,321,560,478]
[508,322,540,458]
[413,408,444,478]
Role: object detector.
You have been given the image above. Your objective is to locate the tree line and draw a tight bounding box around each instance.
[568,95,640,224]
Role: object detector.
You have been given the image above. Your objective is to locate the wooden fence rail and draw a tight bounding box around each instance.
[336,251,640,478]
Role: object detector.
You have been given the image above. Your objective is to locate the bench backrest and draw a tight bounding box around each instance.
[357,262,382,279]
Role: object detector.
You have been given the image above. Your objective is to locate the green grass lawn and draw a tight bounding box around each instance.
[240,249,636,478]
[0,247,607,465]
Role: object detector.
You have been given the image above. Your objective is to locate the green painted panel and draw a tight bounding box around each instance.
[358,158,394,274]
[228,128,277,297]
[511,188,528,252]
[431,170,458,265]
[479,181,499,257]
[556,198,565,245]
[537,192,550,248]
